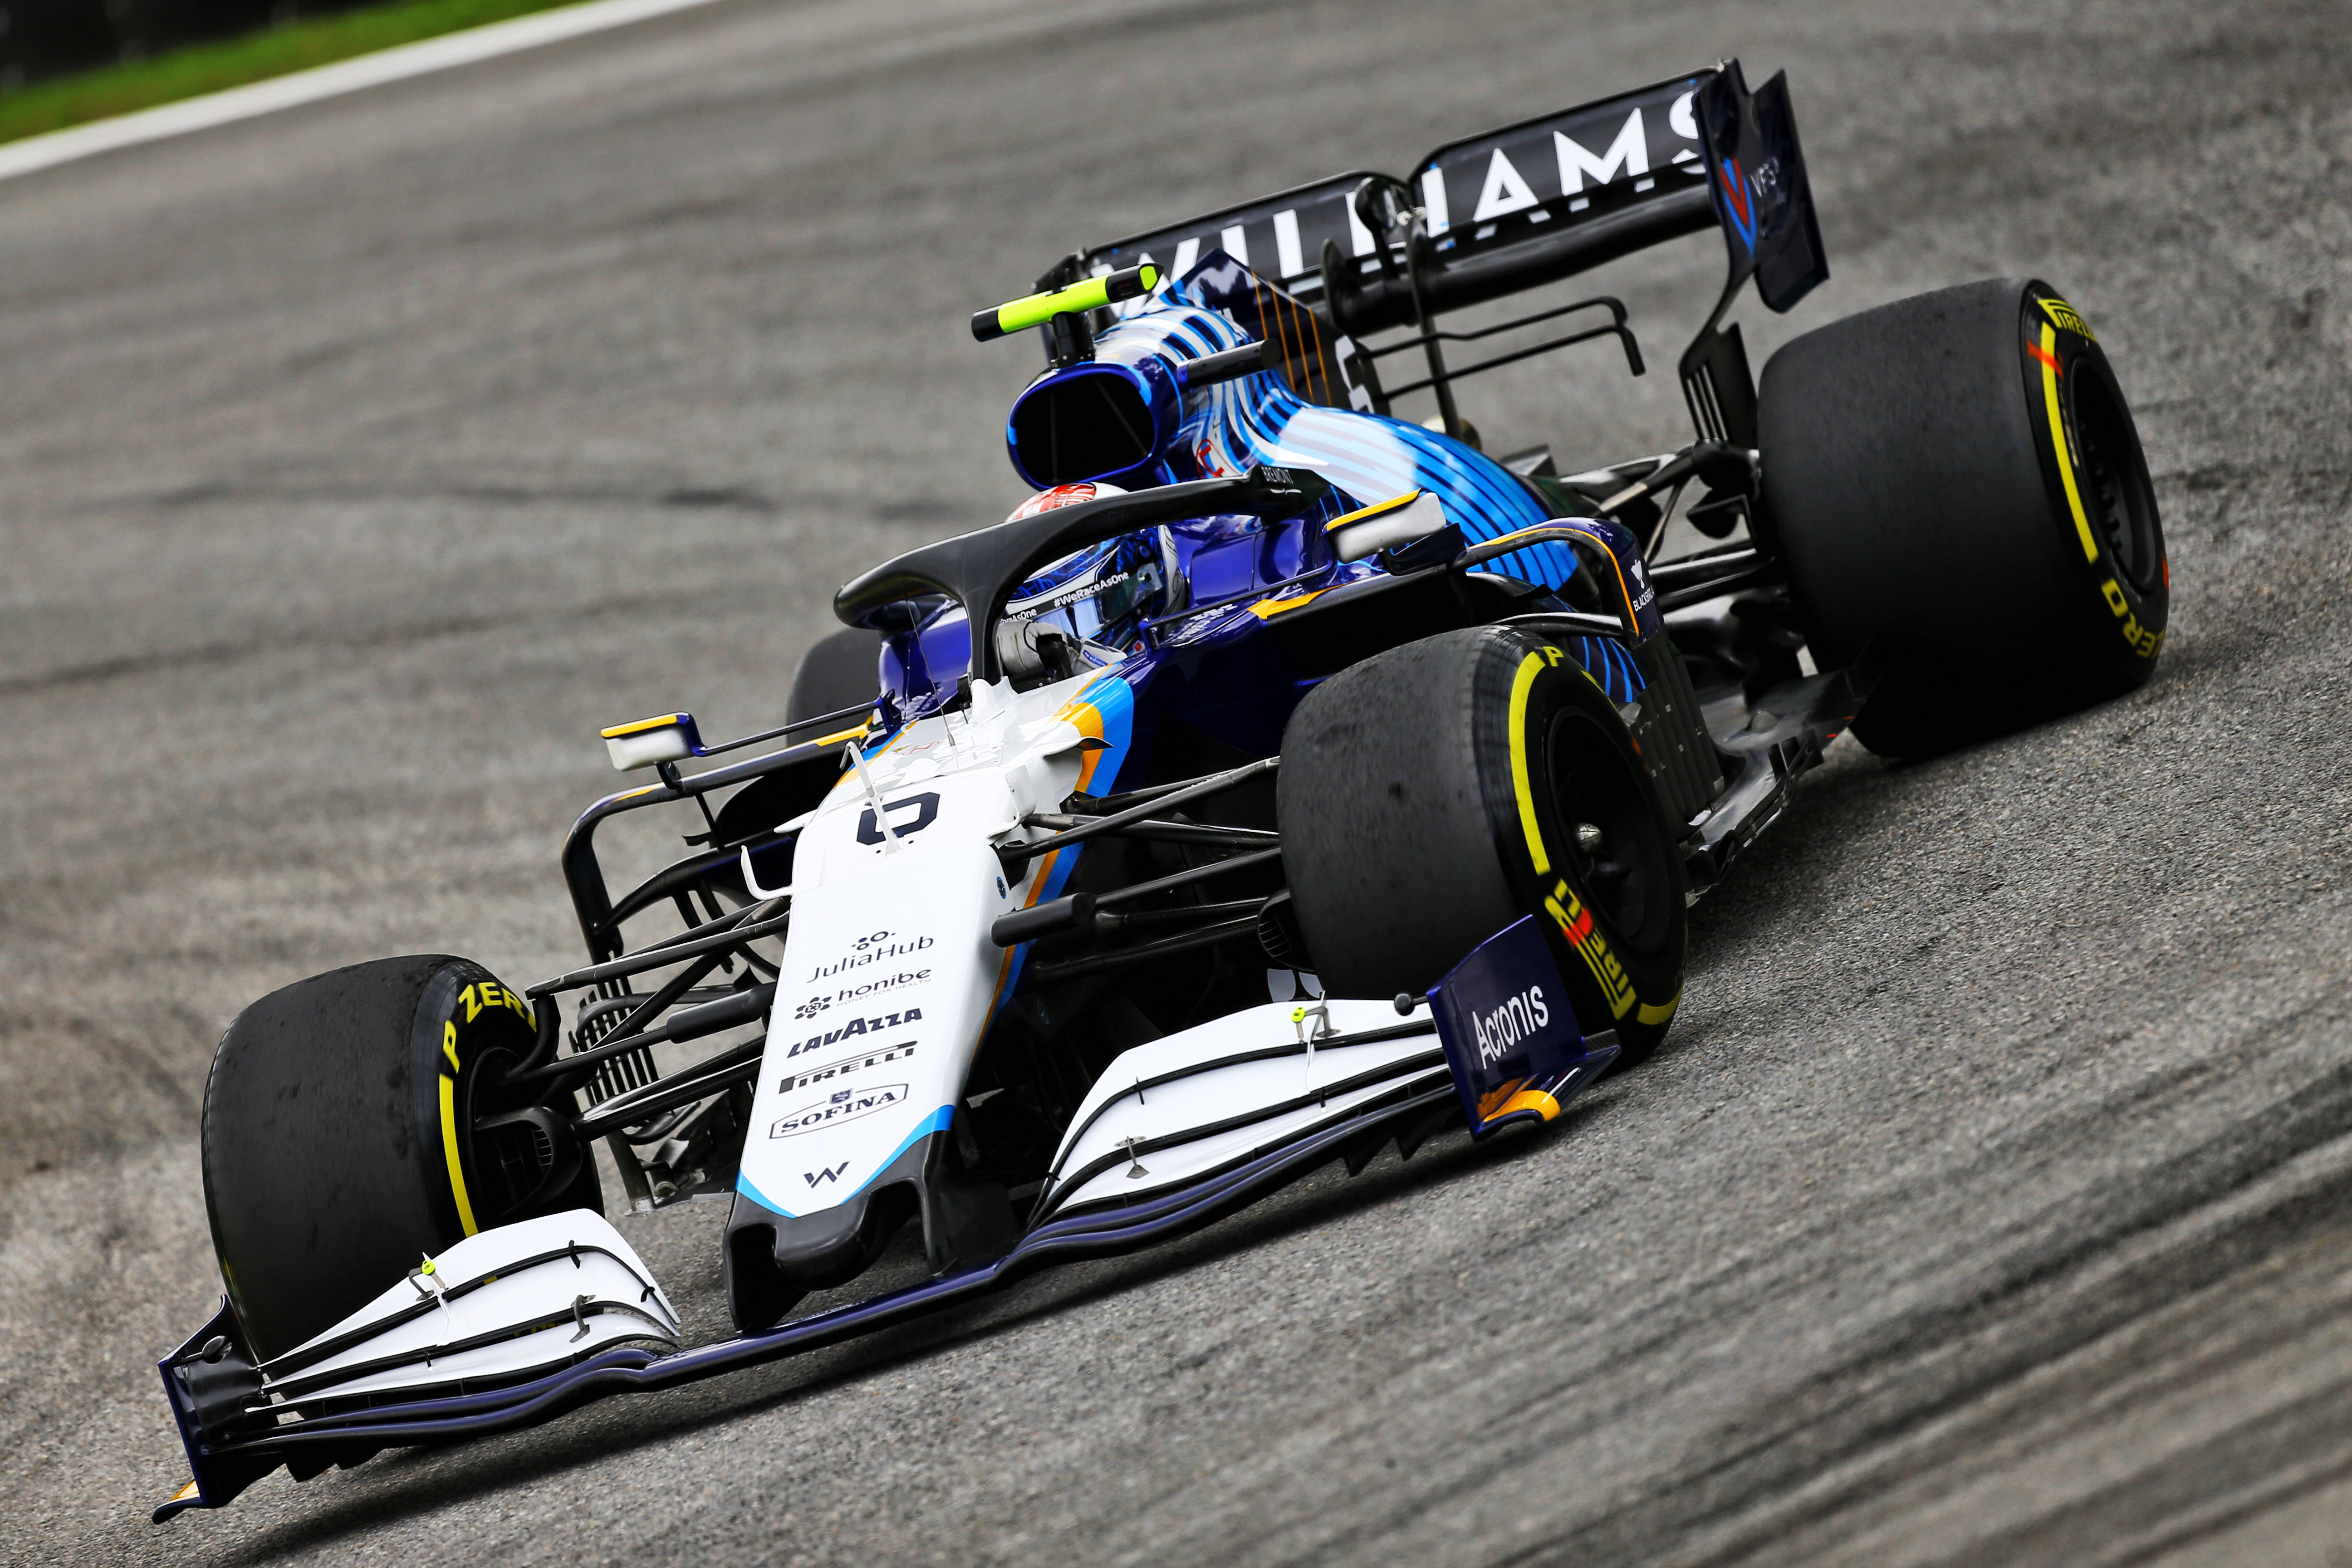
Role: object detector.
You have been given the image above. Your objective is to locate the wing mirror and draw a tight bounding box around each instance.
[1327,489,1446,562]
[600,712,706,771]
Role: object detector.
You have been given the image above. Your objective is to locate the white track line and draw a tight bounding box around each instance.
[0,0,732,186]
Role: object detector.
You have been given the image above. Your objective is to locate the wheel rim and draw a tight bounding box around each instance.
[461,1045,575,1226]
[2069,364,2161,594]
[1542,709,1674,957]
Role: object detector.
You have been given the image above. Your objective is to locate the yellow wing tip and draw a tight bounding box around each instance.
[598,713,685,740]
[1495,1089,1563,1122]
[1322,488,1423,532]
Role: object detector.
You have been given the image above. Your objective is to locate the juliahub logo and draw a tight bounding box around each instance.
[806,931,934,982]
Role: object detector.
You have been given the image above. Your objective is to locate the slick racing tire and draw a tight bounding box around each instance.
[1278,627,1686,1065]
[1758,277,2167,759]
[789,626,884,726]
[201,956,602,1361]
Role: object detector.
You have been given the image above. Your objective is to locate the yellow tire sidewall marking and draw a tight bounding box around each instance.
[2039,295,2096,342]
[2040,323,2102,564]
[1508,652,1551,875]
[1510,645,1659,1027]
[2040,323,2160,660]
[2100,576,2164,659]
[438,1017,480,1236]
[1544,879,1638,1020]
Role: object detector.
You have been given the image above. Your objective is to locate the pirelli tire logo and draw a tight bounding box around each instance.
[2102,578,2163,660]
[2038,296,2096,342]
[458,980,533,1028]
[1543,878,1636,1020]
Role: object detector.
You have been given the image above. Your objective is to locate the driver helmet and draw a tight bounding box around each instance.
[1003,483,1185,653]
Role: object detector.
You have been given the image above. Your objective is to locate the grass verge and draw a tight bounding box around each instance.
[0,0,590,147]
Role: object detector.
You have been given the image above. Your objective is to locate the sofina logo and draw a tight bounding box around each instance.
[769,1083,908,1138]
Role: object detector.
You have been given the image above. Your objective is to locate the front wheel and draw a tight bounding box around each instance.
[1276,627,1687,1064]
[201,956,602,1360]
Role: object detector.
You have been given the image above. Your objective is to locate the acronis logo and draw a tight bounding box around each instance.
[1472,985,1550,1068]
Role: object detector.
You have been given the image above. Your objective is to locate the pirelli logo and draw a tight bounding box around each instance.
[2101,578,2163,659]
[2038,297,2096,343]
[1544,879,1636,1019]
[779,1042,915,1097]
[459,981,533,1027]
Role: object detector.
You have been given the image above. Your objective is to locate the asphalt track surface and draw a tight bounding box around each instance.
[3,0,2348,1563]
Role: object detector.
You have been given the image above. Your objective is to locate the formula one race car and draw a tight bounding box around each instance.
[155,61,2167,1520]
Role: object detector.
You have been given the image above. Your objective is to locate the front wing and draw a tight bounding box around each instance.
[156,921,1611,1522]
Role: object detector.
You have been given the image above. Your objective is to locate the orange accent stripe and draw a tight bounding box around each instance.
[1494,1088,1563,1122]
[1260,279,1297,388]
[1249,587,1332,619]
[985,682,1118,1018]
[1476,1077,1530,1120]
[1301,291,1330,402]
[1482,523,1638,624]
[2026,339,2063,375]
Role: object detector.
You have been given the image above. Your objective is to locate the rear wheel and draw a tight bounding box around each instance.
[201,956,601,1360]
[1758,277,2167,758]
[1277,627,1687,1064]
[789,626,883,726]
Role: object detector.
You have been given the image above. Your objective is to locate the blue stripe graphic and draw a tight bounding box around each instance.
[735,1173,796,1219]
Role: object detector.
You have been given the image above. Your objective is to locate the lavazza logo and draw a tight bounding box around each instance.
[770,1082,908,1139]
[1473,984,1551,1068]
[784,1006,921,1058]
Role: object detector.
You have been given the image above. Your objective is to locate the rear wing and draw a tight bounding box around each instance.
[1084,169,1387,302]
[1071,59,1826,445]
[1344,70,1721,329]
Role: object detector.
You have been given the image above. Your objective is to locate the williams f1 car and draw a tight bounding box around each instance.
[156,60,2167,1520]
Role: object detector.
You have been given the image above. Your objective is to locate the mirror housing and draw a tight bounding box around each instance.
[601,712,706,772]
